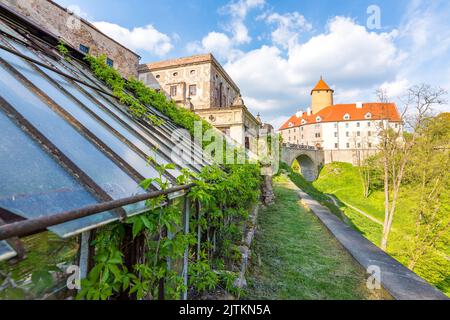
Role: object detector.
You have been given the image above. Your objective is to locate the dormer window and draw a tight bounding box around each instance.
[288,122,294,128]
[316,116,322,122]
[343,113,350,120]
[301,119,307,125]
[365,113,372,119]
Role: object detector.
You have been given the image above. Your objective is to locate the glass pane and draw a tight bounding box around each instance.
[0,57,147,206]
[0,109,118,237]
[0,46,165,186]
[0,241,16,262]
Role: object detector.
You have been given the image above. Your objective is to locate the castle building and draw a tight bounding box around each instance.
[279,77,402,164]
[1,0,141,78]
[138,54,261,152]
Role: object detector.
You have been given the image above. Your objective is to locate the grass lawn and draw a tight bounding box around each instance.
[245,175,389,300]
[310,162,450,297]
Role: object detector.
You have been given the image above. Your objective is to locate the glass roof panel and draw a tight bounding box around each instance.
[0,241,17,262]
[0,46,167,185]
[0,109,118,237]
[0,61,144,201]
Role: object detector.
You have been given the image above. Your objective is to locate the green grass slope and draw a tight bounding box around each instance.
[311,162,450,297]
[245,175,389,300]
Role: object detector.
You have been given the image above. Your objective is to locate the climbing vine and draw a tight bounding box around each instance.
[75,54,262,300]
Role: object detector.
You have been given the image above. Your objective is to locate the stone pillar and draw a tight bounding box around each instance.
[260,164,275,205]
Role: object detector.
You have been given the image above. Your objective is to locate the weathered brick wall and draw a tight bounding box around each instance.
[1,0,140,78]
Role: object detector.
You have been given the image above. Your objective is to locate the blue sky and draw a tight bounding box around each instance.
[54,0,450,129]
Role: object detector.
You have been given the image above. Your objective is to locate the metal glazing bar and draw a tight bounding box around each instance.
[0,184,195,241]
[0,95,126,221]
[181,195,191,300]
[0,42,118,100]
[19,53,178,185]
[0,56,148,187]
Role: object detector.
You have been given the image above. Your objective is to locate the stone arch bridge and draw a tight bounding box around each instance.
[281,144,325,181]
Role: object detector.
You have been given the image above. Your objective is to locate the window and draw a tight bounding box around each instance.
[106,58,114,67]
[369,143,372,148]
[156,74,161,79]
[190,70,196,75]
[173,72,178,77]
[170,85,177,97]
[368,131,372,137]
[346,132,350,137]
[316,116,322,122]
[357,122,360,127]
[334,132,338,137]
[395,123,399,128]
[301,135,304,139]
[79,44,90,54]
[335,143,338,149]
[345,123,349,128]
[346,143,350,148]
[368,122,371,127]
[315,133,321,138]
[344,113,350,120]
[245,137,250,150]
[357,131,361,137]
[334,123,338,128]
[365,113,372,119]
[189,84,197,96]
[301,127,304,131]
[357,143,361,148]
[294,128,296,133]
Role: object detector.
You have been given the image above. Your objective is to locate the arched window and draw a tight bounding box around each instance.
[316,116,322,122]
[365,113,372,119]
[343,113,350,120]
[301,119,307,125]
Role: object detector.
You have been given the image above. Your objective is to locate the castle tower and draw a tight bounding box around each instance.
[311,77,334,114]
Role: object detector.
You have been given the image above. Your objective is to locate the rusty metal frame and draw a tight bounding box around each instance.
[0,183,195,241]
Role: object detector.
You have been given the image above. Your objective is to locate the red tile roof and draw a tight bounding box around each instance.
[311,78,334,94]
[279,103,401,131]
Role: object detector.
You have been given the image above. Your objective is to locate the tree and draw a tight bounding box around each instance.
[376,85,447,251]
[407,113,450,270]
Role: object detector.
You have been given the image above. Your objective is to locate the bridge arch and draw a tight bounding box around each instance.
[281,145,325,181]
[294,154,318,182]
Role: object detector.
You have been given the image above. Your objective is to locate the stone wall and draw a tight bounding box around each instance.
[1,0,140,78]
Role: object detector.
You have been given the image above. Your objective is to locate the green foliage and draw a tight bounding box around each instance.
[245,175,388,300]
[312,161,450,297]
[75,54,262,300]
[56,40,69,59]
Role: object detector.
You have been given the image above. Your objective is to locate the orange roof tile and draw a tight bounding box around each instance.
[311,78,333,94]
[279,103,401,131]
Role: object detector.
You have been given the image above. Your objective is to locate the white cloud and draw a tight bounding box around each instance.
[186,32,243,61]
[225,17,405,122]
[221,0,266,44]
[263,12,312,49]
[93,22,173,56]
[187,0,265,59]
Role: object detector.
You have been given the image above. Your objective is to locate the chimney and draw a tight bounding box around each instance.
[356,102,363,109]
[295,111,303,118]
[307,107,312,116]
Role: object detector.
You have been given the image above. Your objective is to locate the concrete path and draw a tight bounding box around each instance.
[297,187,448,300]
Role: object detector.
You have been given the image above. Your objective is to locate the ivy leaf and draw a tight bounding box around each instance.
[132,218,144,238]
[139,178,154,191]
